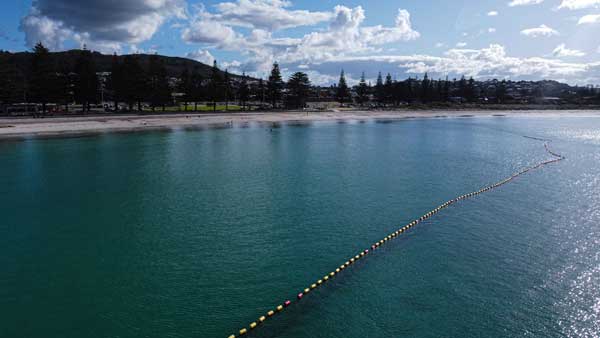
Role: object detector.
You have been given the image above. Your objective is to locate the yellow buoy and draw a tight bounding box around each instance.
[268,310,275,317]
[259,316,266,322]
[239,328,248,335]
[250,322,257,329]
[330,272,336,276]
[277,305,284,311]
[317,279,323,285]
[304,288,310,293]
[324,276,329,281]
[228,335,235,338]
[311,284,317,289]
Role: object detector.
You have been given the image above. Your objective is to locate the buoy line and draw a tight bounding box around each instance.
[227,138,564,338]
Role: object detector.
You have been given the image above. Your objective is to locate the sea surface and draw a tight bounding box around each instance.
[1,116,599,338]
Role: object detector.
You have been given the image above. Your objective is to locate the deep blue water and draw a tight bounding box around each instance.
[1,116,599,338]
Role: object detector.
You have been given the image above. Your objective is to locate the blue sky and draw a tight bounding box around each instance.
[3,0,600,84]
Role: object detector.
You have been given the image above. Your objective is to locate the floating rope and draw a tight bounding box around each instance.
[227,138,565,338]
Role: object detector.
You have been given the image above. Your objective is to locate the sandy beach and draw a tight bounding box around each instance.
[1,110,599,140]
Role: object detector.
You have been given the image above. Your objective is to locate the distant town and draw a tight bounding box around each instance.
[2,44,600,116]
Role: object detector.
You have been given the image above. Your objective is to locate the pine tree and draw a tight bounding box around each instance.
[257,78,265,104]
[121,55,146,111]
[496,80,507,103]
[435,79,443,102]
[466,77,476,102]
[458,76,468,102]
[238,72,250,110]
[29,42,55,116]
[267,62,284,109]
[336,70,350,105]
[421,73,430,102]
[178,67,191,111]
[356,72,369,105]
[55,63,72,112]
[190,67,204,111]
[223,69,231,111]
[148,55,171,111]
[286,71,311,109]
[73,49,99,113]
[0,54,24,106]
[406,77,414,101]
[443,76,450,101]
[107,54,123,111]
[375,72,385,104]
[209,60,222,111]
[384,73,393,104]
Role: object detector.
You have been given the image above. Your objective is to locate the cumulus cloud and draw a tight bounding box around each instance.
[211,0,333,31]
[185,49,216,64]
[19,0,186,51]
[508,0,544,7]
[578,14,600,24]
[177,1,600,85]
[182,17,239,46]
[20,8,73,50]
[488,28,497,33]
[558,0,600,9]
[520,24,559,37]
[311,44,592,83]
[456,42,468,47]
[487,11,499,16]
[552,44,586,57]
[182,4,419,74]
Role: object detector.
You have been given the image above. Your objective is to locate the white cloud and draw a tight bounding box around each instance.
[19,9,72,50]
[182,5,420,74]
[359,9,420,45]
[185,49,215,64]
[178,1,600,85]
[558,0,600,10]
[520,24,559,37]
[182,17,239,46]
[487,11,499,16]
[552,44,586,57]
[211,0,333,31]
[456,42,468,47]
[578,14,600,24]
[488,27,497,33]
[508,0,544,7]
[318,44,590,83]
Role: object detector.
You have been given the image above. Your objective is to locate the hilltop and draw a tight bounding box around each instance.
[0,49,241,79]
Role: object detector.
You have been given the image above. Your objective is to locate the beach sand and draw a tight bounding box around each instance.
[1,110,599,140]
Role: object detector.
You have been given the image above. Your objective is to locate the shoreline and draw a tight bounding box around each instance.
[1,110,599,140]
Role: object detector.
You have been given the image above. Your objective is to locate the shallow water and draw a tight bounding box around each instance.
[1,116,599,338]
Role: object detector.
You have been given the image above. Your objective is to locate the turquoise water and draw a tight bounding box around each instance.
[1,116,599,338]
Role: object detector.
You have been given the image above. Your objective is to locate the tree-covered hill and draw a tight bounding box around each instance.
[0,49,240,79]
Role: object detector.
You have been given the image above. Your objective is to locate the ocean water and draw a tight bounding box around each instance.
[1,116,599,338]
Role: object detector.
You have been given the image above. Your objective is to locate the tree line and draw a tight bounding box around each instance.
[2,42,600,115]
